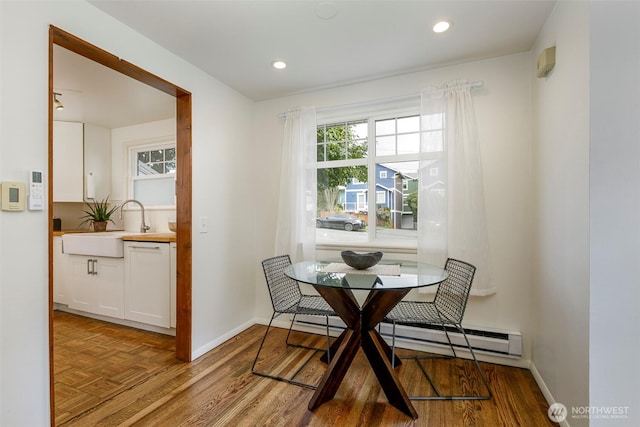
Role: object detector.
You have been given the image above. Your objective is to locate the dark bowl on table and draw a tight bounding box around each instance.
[341,250,384,270]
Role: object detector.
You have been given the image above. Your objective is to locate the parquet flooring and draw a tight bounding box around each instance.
[53,311,178,425]
[53,311,555,426]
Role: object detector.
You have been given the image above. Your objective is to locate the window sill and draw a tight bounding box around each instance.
[315,242,417,255]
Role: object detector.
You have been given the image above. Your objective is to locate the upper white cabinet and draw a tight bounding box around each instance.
[53,121,112,202]
[84,123,111,201]
[53,121,84,202]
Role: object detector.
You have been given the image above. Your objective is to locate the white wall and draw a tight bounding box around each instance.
[0,2,255,425]
[590,2,640,426]
[530,1,590,424]
[254,53,535,364]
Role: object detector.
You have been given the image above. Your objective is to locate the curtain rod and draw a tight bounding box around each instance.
[277,80,484,119]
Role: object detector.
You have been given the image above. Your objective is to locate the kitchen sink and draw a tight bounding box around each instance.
[62,231,129,258]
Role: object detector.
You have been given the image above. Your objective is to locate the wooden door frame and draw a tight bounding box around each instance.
[48,26,193,423]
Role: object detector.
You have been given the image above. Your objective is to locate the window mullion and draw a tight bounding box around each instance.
[317,158,367,169]
[367,117,376,242]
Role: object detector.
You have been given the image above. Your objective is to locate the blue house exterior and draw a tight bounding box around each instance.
[341,164,417,228]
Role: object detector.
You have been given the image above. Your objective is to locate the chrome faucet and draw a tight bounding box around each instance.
[120,199,151,233]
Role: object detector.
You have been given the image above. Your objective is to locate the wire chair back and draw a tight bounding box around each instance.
[434,258,476,323]
[262,255,303,313]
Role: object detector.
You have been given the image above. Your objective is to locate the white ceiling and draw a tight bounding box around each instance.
[55,1,555,129]
[89,0,556,101]
[53,45,175,129]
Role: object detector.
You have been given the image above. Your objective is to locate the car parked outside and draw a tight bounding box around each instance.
[316,213,366,231]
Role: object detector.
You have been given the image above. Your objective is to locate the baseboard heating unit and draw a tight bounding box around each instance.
[293,315,522,359]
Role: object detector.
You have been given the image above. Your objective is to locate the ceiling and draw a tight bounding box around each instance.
[89,0,556,101]
[53,45,176,129]
[55,1,555,129]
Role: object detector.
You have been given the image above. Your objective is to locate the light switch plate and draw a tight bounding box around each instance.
[199,216,208,233]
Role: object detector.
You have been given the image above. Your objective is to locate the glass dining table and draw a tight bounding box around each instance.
[285,260,448,420]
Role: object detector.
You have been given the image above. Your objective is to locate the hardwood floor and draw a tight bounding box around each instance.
[54,311,554,426]
[53,312,178,425]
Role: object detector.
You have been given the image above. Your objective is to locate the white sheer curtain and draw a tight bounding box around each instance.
[418,80,494,295]
[274,106,317,262]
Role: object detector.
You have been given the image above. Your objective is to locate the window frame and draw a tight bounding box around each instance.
[316,105,439,251]
[128,141,177,209]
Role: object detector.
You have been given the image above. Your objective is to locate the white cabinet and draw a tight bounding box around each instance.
[67,255,124,318]
[170,242,177,328]
[53,121,84,202]
[53,236,68,304]
[84,123,111,201]
[124,242,171,328]
[58,236,174,330]
[53,121,111,202]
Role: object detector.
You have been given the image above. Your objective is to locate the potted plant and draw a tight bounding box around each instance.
[79,196,119,232]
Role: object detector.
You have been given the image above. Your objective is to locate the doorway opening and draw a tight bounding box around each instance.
[48,26,193,424]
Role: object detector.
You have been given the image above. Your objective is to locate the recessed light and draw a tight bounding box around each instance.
[433,20,452,33]
[272,60,287,70]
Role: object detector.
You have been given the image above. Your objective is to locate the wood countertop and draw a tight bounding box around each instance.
[53,230,93,237]
[121,233,176,243]
[53,230,176,242]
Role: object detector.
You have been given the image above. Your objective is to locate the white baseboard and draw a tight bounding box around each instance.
[529,361,570,427]
[191,319,255,360]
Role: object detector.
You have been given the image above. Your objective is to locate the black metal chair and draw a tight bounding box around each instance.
[385,258,492,400]
[251,255,335,389]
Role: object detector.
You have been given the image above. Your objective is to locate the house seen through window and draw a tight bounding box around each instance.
[315,112,444,247]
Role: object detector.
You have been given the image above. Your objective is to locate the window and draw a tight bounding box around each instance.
[129,143,176,207]
[357,193,367,211]
[316,112,441,247]
[136,146,175,175]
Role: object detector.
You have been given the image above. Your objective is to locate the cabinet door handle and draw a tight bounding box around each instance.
[87,259,98,275]
[130,245,161,250]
